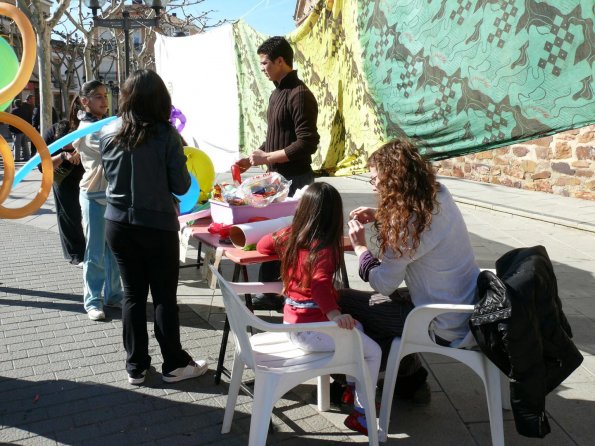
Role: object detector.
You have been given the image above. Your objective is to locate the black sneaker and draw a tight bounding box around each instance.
[251,293,284,312]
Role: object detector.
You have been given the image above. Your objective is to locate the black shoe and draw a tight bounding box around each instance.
[394,366,431,403]
[251,293,284,312]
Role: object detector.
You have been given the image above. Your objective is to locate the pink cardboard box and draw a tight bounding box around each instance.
[209,199,299,225]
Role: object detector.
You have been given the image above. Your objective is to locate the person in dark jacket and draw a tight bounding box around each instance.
[236,36,320,311]
[9,99,30,161]
[33,105,59,131]
[471,245,583,438]
[21,94,36,155]
[42,119,85,265]
[100,69,208,386]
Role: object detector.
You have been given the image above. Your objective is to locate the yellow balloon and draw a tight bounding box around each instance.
[183,146,215,203]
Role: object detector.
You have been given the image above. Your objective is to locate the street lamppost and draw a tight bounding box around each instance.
[84,0,169,79]
[107,80,119,115]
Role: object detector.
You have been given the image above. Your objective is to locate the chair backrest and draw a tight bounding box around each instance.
[210,266,266,370]
[400,303,474,348]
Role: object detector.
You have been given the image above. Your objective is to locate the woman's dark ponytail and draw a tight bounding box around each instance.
[68,95,83,131]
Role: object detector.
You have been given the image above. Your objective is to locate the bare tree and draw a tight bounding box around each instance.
[62,1,222,85]
[14,0,221,133]
[132,1,226,71]
[64,0,124,82]
[49,28,85,119]
[15,0,71,135]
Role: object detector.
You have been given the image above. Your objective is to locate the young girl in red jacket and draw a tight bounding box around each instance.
[256,182,381,435]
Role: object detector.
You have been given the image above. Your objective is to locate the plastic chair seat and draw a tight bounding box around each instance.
[252,332,335,371]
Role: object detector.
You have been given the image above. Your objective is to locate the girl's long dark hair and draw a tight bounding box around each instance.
[115,69,173,149]
[68,80,104,131]
[277,182,344,291]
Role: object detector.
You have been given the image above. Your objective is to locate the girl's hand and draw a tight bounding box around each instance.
[66,150,81,165]
[332,313,356,330]
[349,206,377,224]
[348,218,368,251]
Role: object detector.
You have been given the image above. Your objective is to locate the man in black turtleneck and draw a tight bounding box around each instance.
[237,36,320,310]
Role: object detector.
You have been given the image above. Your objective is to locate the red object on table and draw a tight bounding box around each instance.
[231,164,242,185]
[207,222,233,238]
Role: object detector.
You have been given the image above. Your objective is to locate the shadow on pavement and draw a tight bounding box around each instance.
[0,376,356,446]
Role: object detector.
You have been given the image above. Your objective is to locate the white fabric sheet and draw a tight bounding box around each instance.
[155,25,239,174]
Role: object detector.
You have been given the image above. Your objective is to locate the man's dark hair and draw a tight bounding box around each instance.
[257,36,293,67]
[26,94,34,101]
[12,99,22,108]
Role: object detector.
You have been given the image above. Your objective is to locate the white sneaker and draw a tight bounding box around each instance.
[128,369,147,385]
[162,359,208,383]
[87,309,105,321]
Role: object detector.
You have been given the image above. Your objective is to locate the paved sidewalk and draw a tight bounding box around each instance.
[1,164,594,445]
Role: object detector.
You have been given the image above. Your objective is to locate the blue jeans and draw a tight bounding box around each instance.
[79,192,123,311]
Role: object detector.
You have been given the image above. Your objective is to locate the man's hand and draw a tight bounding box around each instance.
[235,158,251,173]
[249,149,268,166]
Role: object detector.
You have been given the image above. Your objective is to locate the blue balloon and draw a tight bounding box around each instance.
[12,116,118,188]
[175,173,200,214]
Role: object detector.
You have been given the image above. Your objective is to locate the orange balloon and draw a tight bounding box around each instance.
[0,3,36,107]
[0,135,14,204]
[0,3,49,219]
[0,112,53,219]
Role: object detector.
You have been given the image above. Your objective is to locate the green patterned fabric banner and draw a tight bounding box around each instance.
[236,0,594,175]
[233,23,273,155]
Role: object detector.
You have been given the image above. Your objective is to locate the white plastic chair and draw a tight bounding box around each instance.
[378,304,510,445]
[210,266,379,446]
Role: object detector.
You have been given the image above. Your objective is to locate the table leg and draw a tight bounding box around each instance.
[179,241,203,269]
[214,317,230,385]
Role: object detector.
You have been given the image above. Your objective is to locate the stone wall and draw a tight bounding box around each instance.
[434,125,595,201]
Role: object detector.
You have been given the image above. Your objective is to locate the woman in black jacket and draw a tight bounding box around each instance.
[100,69,208,385]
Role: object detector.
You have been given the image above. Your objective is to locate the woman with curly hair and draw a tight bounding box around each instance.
[341,139,480,400]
